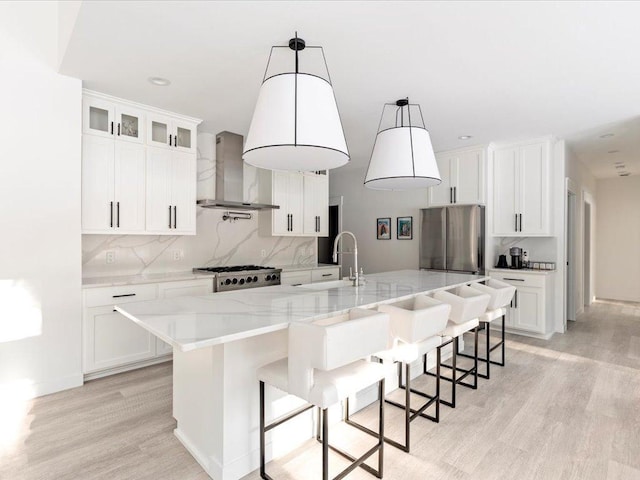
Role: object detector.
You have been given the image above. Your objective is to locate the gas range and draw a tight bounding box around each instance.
[193,265,282,292]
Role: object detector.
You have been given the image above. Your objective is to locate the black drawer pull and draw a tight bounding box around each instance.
[503,278,525,282]
[112,293,136,298]
[322,273,333,277]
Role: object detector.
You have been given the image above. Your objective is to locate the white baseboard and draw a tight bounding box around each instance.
[29,373,84,398]
[83,355,172,381]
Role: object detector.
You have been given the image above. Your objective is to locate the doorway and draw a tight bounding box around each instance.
[317,196,343,266]
[566,187,577,323]
[584,200,592,307]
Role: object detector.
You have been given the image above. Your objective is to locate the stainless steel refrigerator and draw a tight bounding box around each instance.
[419,205,485,274]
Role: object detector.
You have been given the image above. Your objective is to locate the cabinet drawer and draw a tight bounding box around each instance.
[489,271,545,288]
[281,270,313,286]
[312,268,340,282]
[84,283,158,307]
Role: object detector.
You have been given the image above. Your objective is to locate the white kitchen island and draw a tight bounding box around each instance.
[116,270,486,480]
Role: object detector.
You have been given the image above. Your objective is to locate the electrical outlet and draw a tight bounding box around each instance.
[260,249,266,258]
[106,251,115,264]
[173,250,183,261]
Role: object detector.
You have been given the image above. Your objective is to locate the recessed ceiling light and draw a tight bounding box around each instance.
[619,172,631,177]
[458,135,473,140]
[148,77,171,86]
[608,150,620,154]
[615,161,624,165]
[599,133,614,138]
[615,165,625,169]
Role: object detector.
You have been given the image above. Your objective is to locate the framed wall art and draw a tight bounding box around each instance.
[397,216,413,240]
[377,217,391,240]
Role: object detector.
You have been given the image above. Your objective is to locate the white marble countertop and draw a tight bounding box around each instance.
[489,268,557,276]
[82,270,217,288]
[115,270,487,352]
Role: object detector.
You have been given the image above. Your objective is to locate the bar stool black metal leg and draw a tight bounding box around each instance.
[501,314,506,365]
[473,327,478,389]
[435,346,441,422]
[378,378,385,477]
[451,337,457,407]
[405,362,410,451]
[260,381,267,479]
[486,322,491,379]
[322,408,329,480]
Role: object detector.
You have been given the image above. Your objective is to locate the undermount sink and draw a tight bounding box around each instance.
[296,279,355,290]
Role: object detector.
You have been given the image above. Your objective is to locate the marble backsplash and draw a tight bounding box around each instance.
[82,133,316,278]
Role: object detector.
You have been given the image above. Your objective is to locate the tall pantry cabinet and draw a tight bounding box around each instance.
[81,90,200,235]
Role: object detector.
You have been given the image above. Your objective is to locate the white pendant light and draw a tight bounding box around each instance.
[364,98,441,190]
[243,34,349,171]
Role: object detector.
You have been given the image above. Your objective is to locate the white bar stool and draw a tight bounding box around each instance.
[430,286,491,408]
[257,308,390,480]
[346,295,450,453]
[462,279,516,378]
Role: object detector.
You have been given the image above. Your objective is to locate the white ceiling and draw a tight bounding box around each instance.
[59,1,640,175]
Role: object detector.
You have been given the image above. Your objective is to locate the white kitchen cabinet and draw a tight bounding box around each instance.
[83,95,145,143]
[428,148,485,206]
[281,267,340,286]
[83,277,215,378]
[303,172,329,236]
[260,171,304,236]
[259,170,328,237]
[82,90,201,235]
[491,139,551,236]
[147,113,197,153]
[82,135,146,233]
[488,269,555,338]
[145,147,196,234]
[83,283,158,375]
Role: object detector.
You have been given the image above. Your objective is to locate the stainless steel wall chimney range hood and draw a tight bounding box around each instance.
[197,131,279,211]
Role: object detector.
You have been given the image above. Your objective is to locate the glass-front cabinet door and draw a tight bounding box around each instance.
[147,114,173,149]
[173,119,196,153]
[115,106,144,144]
[83,97,115,138]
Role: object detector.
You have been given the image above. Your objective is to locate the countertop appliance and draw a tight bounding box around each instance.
[193,265,282,292]
[419,205,485,274]
[509,246,524,269]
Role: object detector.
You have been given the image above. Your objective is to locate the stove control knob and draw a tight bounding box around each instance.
[225,279,231,285]
[232,278,238,284]
[253,276,259,283]
[246,276,252,283]
[265,274,272,281]
[239,278,245,285]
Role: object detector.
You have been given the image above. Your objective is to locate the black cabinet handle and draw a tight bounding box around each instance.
[454,186,457,203]
[169,134,172,146]
[169,205,172,228]
[504,278,525,282]
[173,206,177,229]
[110,201,113,228]
[519,213,522,232]
[110,121,114,135]
[112,293,136,298]
[174,135,178,147]
[450,187,453,203]
[515,214,518,232]
[514,290,518,308]
[322,273,333,277]
[116,201,120,228]
[117,123,120,136]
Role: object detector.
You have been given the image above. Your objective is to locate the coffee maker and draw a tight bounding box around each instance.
[510,247,524,269]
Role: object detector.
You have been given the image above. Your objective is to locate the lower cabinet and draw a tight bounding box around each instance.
[488,269,554,337]
[280,267,340,286]
[82,277,213,378]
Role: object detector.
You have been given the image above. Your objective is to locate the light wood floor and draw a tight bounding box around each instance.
[2,300,639,480]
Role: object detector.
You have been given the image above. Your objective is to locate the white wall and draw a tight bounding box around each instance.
[0,2,83,397]
[566,146,597,312]
[329,169,425,274]
[595,176,640,302]
[83,133,316,277]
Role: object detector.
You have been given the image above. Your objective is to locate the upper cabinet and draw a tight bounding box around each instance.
[491,138,551,236]
[81,90,201,235]
[259,170,329,237]
[147,114,196,153]
[83,96,145,144]
[428,147,485,206]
